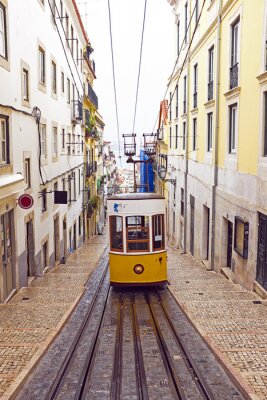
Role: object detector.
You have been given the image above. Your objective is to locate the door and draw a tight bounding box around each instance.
[0,212,15,301]
[54,217,60,264]
[73,223,77,250]
[63,218,67,261]
[256,213,267,290]
[202,205,210,260]
[190,195,195,256]
[227,221,233,268]
[26,221,35,278]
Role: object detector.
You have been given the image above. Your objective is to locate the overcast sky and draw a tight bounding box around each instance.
[77,0,175,147]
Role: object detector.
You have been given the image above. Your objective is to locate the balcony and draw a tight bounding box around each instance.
[85,162,93,178]
[87,83,98,109]
[230,63,239,89]
[85,127,99,140]
[208,81,213,101]
[72,100,83,122]
[93,161,98,173]
[84,109,90,126]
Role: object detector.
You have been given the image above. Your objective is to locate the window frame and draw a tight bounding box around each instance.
[24,157,31,189]
[152,214,165,251]
[126,216,150,253]
[193,117,197,151]
[109,215,123,253]
[52,126,58,158]
[40,124,47,159]
[0,115,9,165]
[51,60,57,94]
[229,103,237,154]
[207,112,213,152]
[38,46,46,86]
[0,2,7,60]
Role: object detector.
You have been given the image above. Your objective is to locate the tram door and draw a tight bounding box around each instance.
[0,212,15,301]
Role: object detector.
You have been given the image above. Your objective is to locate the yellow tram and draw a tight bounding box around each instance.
[107,193,167,286]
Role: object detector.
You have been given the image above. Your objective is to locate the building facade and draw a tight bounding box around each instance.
[160,0,267,294]
[0,0,103,302]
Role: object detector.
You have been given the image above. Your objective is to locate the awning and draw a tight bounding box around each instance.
[0,174,26,200]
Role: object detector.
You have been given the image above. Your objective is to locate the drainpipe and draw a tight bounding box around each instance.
[183,6,191,253]
[211,0,222,269]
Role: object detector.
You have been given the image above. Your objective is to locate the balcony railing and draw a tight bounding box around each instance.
[87,83,98,109]
[72,100,83,122]
[85,127,99,140]
[84,109,90,125]
[208,81,213,101]
[85,162,93,178]
[193,92,197,109]
[230,63,239,89]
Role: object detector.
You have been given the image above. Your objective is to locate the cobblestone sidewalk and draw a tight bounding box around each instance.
[168,248,267,400]
[0,230,108,400]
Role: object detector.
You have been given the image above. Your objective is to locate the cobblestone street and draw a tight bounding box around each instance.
[168,248,267,400]
[0,232,108,400]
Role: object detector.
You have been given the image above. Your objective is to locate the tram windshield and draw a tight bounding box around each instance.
[109,216,123,252]
[152,214,165,251]
[126,216,149,252]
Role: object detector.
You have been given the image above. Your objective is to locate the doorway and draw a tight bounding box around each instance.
[73,222,77,251]
[227,220,233,268]
[256,212,267,290]
[202,205,210,260]
[26,220,35,283]
[190,195,195,256]
[0,211,15,302]
[54,216,60,264]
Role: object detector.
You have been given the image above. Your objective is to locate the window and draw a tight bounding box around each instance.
[72,133,75,154]
[65,13,69,44]
[76,38,78,65]
[152,214,165,251]
[52,61,57,94]
[22,68,29,101]
[169,127,172,149]
[68,174,71,205]
[52,127,58,157]
[78,169,81,194]
[229,103,237,153]
[51,0,56,22]
[0,116,9,165]
[79,214,82,235]
[0,3,7,59]
[177,20,180,55]
[183,75,187,114]
[42,241,48,270]
[207,112,213,151]
[184,2,188,44]
[62,128,65,148]
[61,71,64,93]
[208,46,214,100]
[182,121,186,150]
[71,25,74,55]
[109,216,123,252]
[40,124,47,158]
[169,92,172,121]
[193,63,198,108]
[193,118,197,150]
[175,124,178,149]
[73,171,76,200]
[67,78,70,103]
[60,0,63,18]
[230,17,239,89]
[24,158,31,188]
[39,47,45,85]
[264,92,267,156]
[181,188,184,216]
[41,189,47,212]
[195,0,199,26]
[175,85,178,118]
[126,216,149,252]
[80,49,83,72]
[62,177,65,191]
[54,181,58,193]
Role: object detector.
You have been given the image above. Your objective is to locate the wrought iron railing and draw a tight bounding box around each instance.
[87,83,98,109]
[230,63,239,89]
[72,100,83,121]
[85,162,93,178]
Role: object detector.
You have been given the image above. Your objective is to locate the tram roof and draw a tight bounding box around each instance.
[107,193,165,201]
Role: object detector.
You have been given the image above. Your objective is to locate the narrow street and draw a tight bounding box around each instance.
[0,229,263,399]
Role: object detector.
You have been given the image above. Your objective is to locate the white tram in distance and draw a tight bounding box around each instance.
[107,193,167,286]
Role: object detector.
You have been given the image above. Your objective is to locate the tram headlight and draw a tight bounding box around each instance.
[133,264,144,275]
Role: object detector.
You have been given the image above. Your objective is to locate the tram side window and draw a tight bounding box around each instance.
[110,216,123,252]
[126,216,149,252]
[152,214,165,251]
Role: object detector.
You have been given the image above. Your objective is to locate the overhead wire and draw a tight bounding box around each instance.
[132,0,147,133]
[152,0,206,133]
[107,0,122,163]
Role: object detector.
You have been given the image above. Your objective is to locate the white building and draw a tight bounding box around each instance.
[0,0,89,302]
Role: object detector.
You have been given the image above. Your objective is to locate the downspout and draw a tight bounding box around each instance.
[183,6,191,253]
[211,0,222,269]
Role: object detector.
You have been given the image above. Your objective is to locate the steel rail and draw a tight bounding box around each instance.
[145,292,185,400]
[44,259,110,400]
[110,292,124,400]
[131,293,150,400]
[155,289,216,400]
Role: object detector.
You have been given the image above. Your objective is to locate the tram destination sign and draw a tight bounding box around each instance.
[18,194,34,209]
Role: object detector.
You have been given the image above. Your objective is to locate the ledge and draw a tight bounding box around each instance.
[204,99,215,109]
[224,86,241,100]
[256,71,267,85]
[190,107,198,114]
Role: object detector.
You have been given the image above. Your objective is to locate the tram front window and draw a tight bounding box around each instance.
[110,216,123,252]
[126,216,149,252]
[152,214,165,251]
